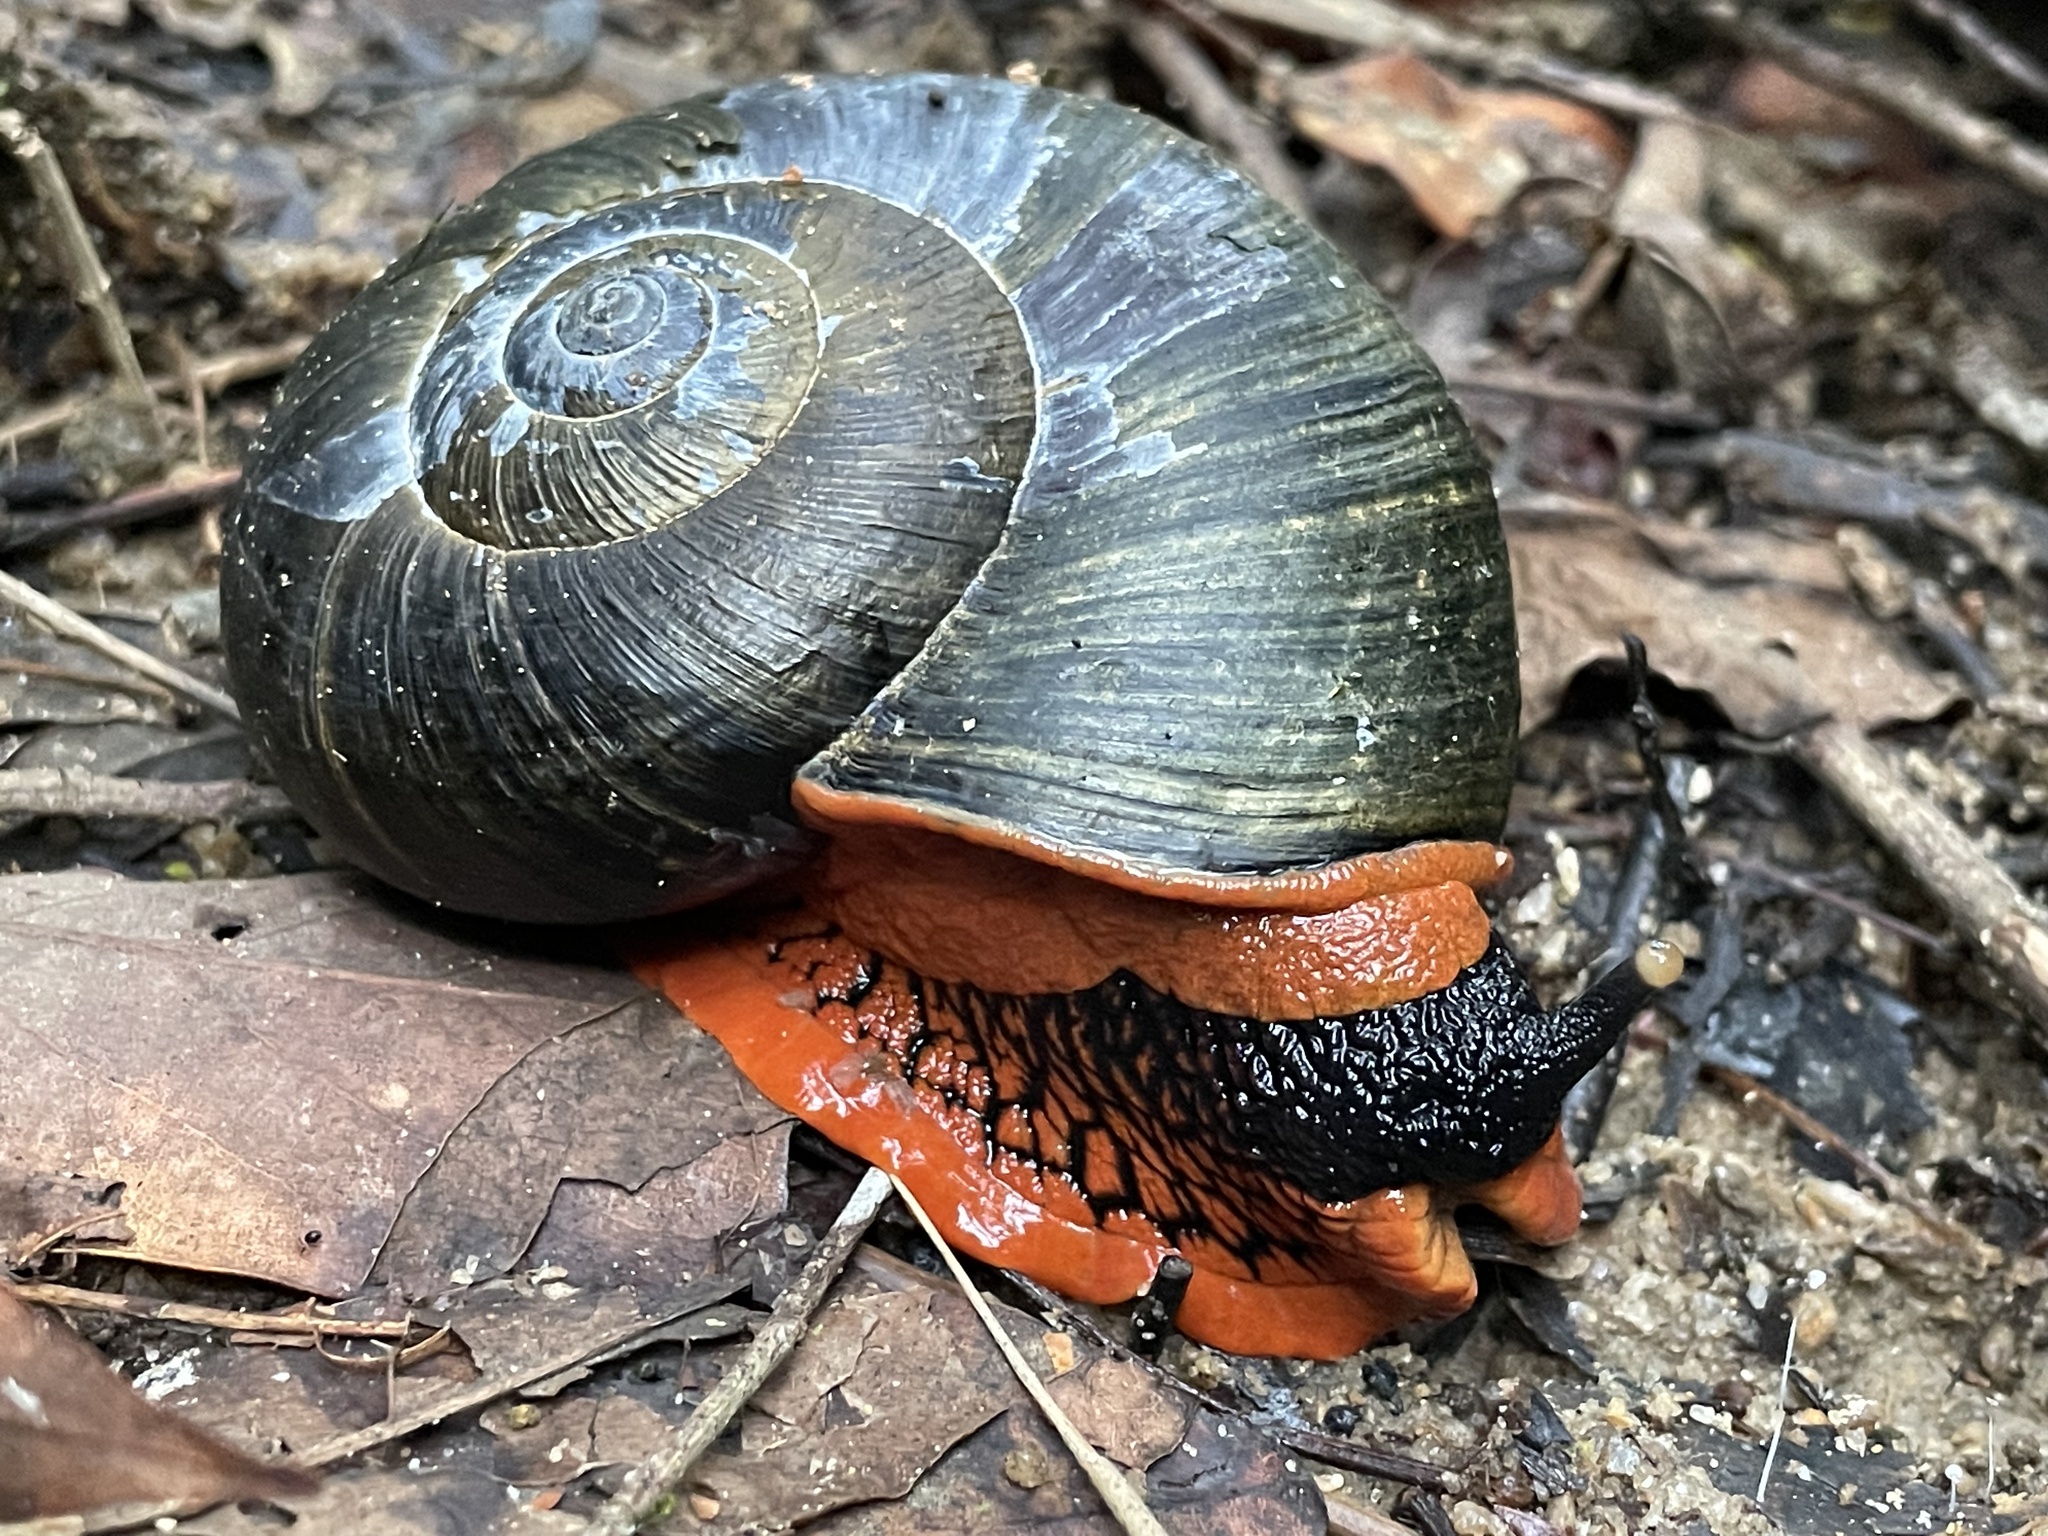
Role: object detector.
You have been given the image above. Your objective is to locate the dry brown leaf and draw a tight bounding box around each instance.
[518,1131,789,1292]
[1511,513,1962,736]
[0,1280,316,1520]
[178,1466,585,1535]
[695,1285,1013,1532]
[1047,1355,1192,1470]
[1609,121,1800,397]
[0,870,642,1294]
[809,1399,1323,1536]
[1285,51,1628,237]
[372,992,789,1298]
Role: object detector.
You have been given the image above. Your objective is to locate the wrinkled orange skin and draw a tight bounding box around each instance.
[630,818,1588,1360]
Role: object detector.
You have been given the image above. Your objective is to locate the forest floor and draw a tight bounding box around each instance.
[10,1,2048,1533]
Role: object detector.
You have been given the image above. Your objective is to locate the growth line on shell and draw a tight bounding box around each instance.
[889,1173,1171,1536]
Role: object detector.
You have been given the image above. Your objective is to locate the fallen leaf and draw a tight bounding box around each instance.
[1286,52,1628,238]
[1510,512,1962,735]
[0,1280,316,1520]
[1609,120,1799,397]
[0,870,644,1295]
[372,992,789,1299]
[1047,1356,1192,1470]
[520,1130,790,1293]
[177,1465,585,1535]
[809,1399,1322,1536]
[697,1285,1014,1532]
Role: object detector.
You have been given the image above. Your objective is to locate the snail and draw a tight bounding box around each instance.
[221,72,1669,1359]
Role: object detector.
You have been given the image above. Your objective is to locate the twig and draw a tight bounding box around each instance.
[1443,367,1719,429]
[1989,692,2048,729]
[1903,0,2048,109]
[162,328,211,469]
[1652,428,2048,581]
[1563,637,1684,1160]
[0,337,309,452]
[592,1166,894,1536]
[294,1288,743,1468]
[1207,0,1699,124]
[890,1176,1170,1536]
[9,1281,421,1342]
[1756,1306,1797,1505]
[1797,717,2048,1027]
[1707,1061,1983,1246]
[0,768,291,822]
[1696,0,2048,204]
[0,465,241,555]
[1122,9,1313,217]
[0,656,174,698]
[1327,1496,1417,1536]
[1153,0,1268,72]
[0,111,162,444]
[0,567,240,722]
[1706,846,1956,956]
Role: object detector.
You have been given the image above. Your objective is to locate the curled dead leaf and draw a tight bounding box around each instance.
[1285,52,1628,238]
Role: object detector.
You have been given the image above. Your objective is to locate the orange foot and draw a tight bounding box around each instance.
[630,912,1587,1360]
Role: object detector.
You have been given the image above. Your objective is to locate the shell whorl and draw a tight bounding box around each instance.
[223,74,1515,924]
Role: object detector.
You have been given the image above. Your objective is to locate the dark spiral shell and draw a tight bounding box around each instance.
[222,75,1515,925]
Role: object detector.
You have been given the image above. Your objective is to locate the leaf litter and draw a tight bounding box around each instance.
[12,0,2048,1531]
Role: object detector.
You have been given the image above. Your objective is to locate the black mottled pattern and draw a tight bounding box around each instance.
[795,933,1644,1276]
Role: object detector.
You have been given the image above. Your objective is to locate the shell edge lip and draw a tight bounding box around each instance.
[789,774,1512,912]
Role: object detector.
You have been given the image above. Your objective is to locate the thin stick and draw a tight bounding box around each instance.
[0,567,240,722]
[295,1291,740,1469]
[1442,367,1719,429]
[1705,1062,1983,1246]
[0,337,309,452]
[1122,10,1314,217]
[1706,846,1956,956]
[163,328,211,469]
[11,1281,419,1341]
[889,1175,1170,1536]
[592,1166,894,1536]
[1755,1310,1797,1503]
[0,111,160,441]
[1697,0,2048,204]
[0,464,241,554]
[1208,0,1699,124]
[1797,718,2048,1026]
[1903,0,2048,108]
[0,768,291,822]
[0,656,173,698]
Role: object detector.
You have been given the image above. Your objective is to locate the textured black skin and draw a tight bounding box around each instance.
[221,75,1516,925]
[816,937,1646,1270]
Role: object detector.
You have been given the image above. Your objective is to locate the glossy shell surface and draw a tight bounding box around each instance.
[223,74,1515,924]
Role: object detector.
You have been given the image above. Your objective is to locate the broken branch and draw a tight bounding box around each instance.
[1122,10,1313,217]
[1797,717,2048,1027]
